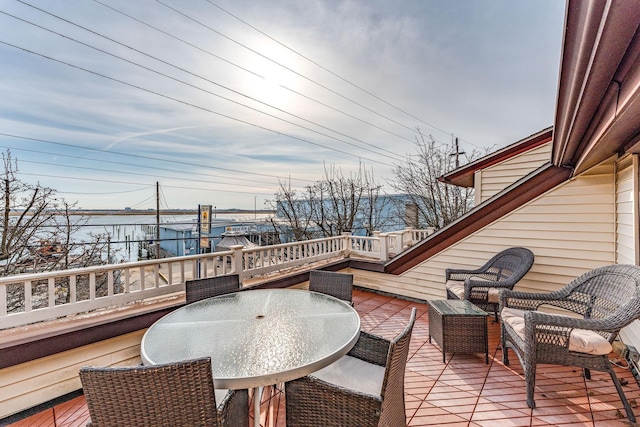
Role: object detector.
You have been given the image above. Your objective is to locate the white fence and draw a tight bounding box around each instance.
[0,228,432,329]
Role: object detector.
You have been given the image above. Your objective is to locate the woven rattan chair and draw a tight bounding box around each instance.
[79,357,248,427]
[500,264,640,422]
[446,247,534,319]
[308,270,354,305]
[185,274,240,304]
[285,307,417,427]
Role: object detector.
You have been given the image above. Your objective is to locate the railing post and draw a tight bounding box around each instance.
[405,227,415,248]
[376,232,389,261]
[230,245,245,281]
[341,232,352,257]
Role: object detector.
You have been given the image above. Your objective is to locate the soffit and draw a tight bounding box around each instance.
[553,0,640,175]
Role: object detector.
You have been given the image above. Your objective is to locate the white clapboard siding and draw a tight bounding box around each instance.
[392,159,616,301]
[0,330,144,419]
[476,142,552,204]
[616,155,640,351]
[615,155,638,265]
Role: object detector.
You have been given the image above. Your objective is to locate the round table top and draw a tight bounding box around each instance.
[140,288,361,389]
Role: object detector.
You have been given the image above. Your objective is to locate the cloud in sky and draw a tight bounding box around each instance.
[0,0,565,210]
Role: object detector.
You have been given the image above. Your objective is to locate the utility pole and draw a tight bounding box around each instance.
[155,181,160,259]
[450,137,465,168]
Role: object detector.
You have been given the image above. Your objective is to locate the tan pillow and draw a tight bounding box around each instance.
[445,278,500,303]
[501,307,612,355]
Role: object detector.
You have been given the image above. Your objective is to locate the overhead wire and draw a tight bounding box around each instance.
[17,158,279,191]
[155,0,422,136]
[0,133,313,186]
[93,0,419,147]
[16,172,273,195]
[1,8,402,166]
[0,144,276,188]
[205,0,470,147]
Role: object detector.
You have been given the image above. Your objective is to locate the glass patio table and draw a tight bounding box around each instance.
[140,288,361,427]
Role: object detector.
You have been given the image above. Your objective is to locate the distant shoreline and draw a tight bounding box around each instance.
[11,209,274,216]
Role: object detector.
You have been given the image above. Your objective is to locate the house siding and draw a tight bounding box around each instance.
[476,142,553,203]
[615,155,638,265]
[0,331,143,419]
[363,161,617,300]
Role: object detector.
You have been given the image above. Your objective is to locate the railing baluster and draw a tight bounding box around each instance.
[0,284,6,316]
[48,277,55,308]
[89,273,96,300]
[70,275,77,303]
[108,271,114,296]
[24,281,32,312]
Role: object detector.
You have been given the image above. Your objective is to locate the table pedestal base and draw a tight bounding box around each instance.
[252,386,263,427]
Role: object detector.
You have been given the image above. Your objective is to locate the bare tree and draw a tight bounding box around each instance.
[269,183,317,242]
[1,150,117,312]
[390,129,487,229]
[269,163,389,241]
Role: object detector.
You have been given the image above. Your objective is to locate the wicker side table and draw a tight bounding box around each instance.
[427,299,489,364]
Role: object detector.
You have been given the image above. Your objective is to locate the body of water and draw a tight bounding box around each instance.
[71,213,271,262]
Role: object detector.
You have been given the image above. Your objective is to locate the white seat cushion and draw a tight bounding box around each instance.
[311,355,385,397]
[446,278,500,303]
[501,307,613,355]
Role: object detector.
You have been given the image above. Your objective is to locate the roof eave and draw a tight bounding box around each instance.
[439,127,553,188]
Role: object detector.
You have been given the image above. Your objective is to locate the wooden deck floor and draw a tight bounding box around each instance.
[6,288,640,426]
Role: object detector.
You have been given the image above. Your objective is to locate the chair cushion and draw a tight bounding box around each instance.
[446,278,500,303]
[311,355,385,397]
[501,307,613,355]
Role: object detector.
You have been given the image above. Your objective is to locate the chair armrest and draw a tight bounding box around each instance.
[446,267,489,281]
[499,288,572,312]
[347,330,390,367]
[526,310,626,334]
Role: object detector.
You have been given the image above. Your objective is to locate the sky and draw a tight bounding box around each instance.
[0,0,566,211]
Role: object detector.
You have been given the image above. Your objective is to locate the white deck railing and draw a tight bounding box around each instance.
[0,228,432,329]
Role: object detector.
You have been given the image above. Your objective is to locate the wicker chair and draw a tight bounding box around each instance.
[500,264,640,422]
[445,247,534,319]
[285,307,417,427]
[308,270,354,305]
[79,357,248,427]
[185,274,240,304]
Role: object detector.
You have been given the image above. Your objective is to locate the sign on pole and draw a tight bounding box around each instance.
[201,205,212,233]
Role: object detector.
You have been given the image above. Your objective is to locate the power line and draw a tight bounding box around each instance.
[0,144,275,188]
[18,159,279,191]
[155,0,419,135]
[0,8,401,166]
[16,172,274,196]
[205,0,464,144]
[0,39,396,169]
[92,0,419,146]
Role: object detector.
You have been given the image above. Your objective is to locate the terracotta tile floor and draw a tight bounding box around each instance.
[6,288,640,426]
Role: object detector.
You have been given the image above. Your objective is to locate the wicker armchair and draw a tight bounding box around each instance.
[500,264,640,422]
[185,274,240,304]
[285,307,417,427]
[446,247,534,319]
[309,270,354,305]
[79,357,248,427]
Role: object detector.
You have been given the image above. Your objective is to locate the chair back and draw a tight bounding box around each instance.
[186,274,240,304]
[80,358,220,427]
[483,247,534,286]
[379,307,417,427]
[553,264,640,328]
[309,270,353,303]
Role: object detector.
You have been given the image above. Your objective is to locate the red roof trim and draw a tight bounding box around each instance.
[439,127,554,188]
[385,164,572,275]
